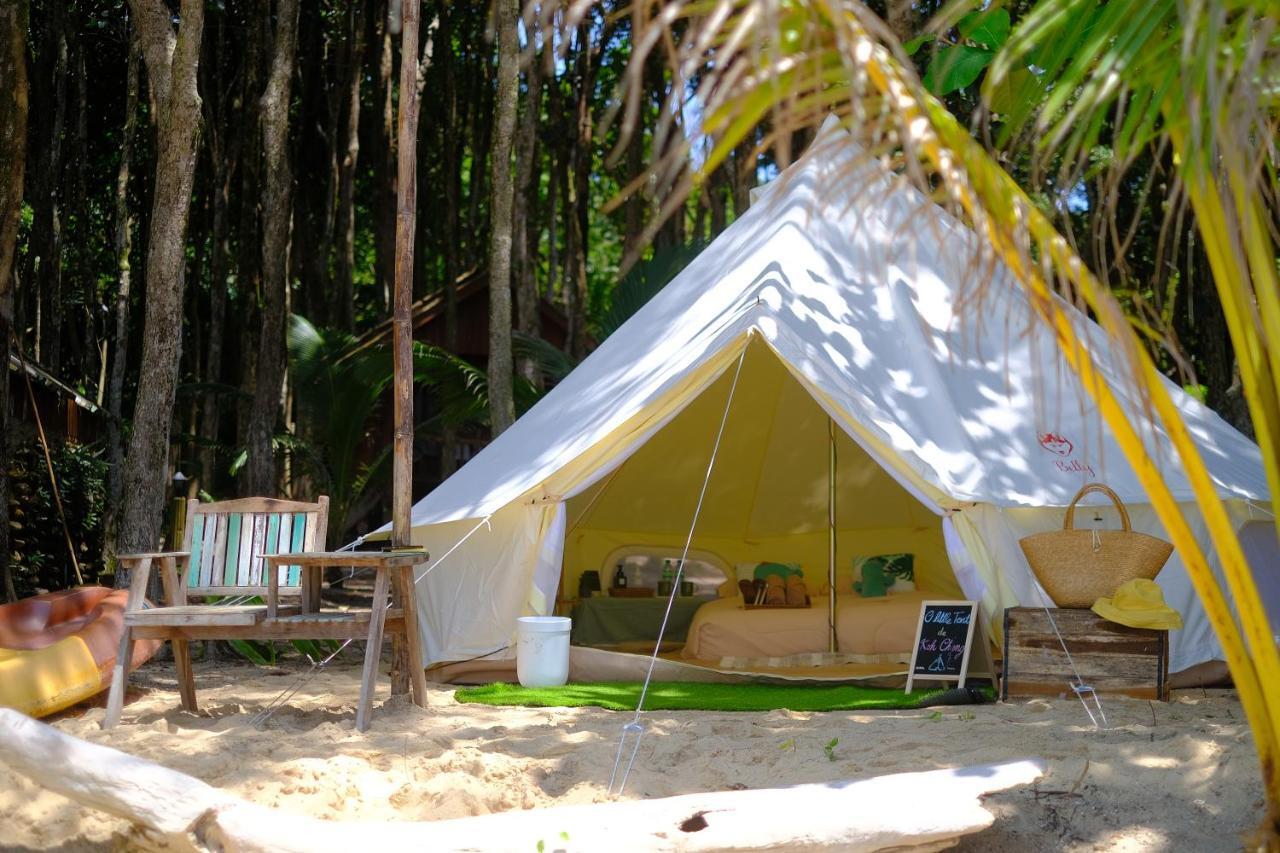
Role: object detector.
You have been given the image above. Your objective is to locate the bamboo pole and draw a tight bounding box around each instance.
[390,0,421,699]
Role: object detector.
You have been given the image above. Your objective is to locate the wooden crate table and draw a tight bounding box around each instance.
[263,550,429,730]
[1001,607,1169,701]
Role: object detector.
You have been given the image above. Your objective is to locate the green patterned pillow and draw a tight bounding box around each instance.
[852,553,914,593]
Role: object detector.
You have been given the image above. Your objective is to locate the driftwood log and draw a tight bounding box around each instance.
[0,708,1042,852]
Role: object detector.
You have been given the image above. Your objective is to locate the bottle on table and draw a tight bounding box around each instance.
[659,560,674,596]
[614,561,627,590]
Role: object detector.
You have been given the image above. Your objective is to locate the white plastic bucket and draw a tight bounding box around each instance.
[516,616,572,688]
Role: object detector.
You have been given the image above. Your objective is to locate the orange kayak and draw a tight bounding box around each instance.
[0,587,161,718]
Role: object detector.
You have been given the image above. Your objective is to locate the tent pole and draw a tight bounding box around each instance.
[829,417,837,654]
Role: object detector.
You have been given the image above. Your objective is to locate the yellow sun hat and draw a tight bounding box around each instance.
[1091,578,1183,630]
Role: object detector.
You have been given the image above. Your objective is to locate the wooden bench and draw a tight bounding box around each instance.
[104,496,427,730]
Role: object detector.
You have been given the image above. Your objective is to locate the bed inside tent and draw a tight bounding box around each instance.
[550,338,969,681]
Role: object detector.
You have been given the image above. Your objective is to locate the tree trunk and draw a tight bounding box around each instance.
[105,39,141,560]
[621,111,647,260]
[70,24,94,381]
[512,11,543,382]
[374,1,397,315]
[332,2,368,334]
[245,0,299,498]
[564,22,593,359]
[0,0,29,601]
[437,6,462,482]
[486,0,519,435]
[234,5,265,475]
[466,51,494,268]
[732,138,754,218]
[30,0,67,373]
[117,0,206,555]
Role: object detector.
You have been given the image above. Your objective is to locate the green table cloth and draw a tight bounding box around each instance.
[570,595,716,646]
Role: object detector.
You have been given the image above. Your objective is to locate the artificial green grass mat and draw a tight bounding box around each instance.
[454,681,995,712]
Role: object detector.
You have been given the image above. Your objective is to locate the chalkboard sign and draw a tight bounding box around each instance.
[905,600,990,692]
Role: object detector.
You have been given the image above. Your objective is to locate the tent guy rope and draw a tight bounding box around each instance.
[608,345,748,797]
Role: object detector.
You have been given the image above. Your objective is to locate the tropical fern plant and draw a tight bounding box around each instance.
[571,0,1280,834]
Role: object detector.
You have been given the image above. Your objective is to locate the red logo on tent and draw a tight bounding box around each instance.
[1038,432,1073,457]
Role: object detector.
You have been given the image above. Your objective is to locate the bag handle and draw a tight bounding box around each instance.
[1063,483,1131,532]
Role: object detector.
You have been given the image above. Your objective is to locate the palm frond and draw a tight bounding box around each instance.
[588,0,1280,831]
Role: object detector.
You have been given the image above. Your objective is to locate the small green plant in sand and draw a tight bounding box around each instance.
[824,738,839,762]
[534,833,568,853]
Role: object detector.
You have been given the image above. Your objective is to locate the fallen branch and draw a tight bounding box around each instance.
[0,708,1042,851]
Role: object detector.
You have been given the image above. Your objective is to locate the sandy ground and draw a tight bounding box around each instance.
[0,654,1264,852]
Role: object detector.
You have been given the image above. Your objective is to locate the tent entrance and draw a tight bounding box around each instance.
[560,341,963,667]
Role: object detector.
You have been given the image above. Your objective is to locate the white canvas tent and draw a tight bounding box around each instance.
[391,118,1276,676]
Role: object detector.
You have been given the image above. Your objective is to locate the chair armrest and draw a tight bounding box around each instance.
[117,551,191,562]
[116,552,191,608]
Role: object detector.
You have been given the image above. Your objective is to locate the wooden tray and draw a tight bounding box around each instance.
[608,587,655,598]
[744,596,811,610]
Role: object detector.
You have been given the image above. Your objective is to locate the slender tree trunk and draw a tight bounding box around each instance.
[732,139,754,217]
[622,113,647,260]
[437,6,461,481]
[31,0,67,372]
[486,0,519,434]
[234,5,265,469]
[105,39,140,560]
[198,4,240,497]
[512,12,543,382]
[466,58,494,266]
[0,0,29,601]
[563,23,592,359]
[333,1,368,333]
[70,25,94,380]
[375,2,397,314]
[245,0,299,497]
[117,0,206,555]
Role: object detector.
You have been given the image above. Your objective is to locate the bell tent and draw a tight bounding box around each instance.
[388,118,1275,679]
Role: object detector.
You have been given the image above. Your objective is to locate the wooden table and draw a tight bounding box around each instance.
[263,550,429,730]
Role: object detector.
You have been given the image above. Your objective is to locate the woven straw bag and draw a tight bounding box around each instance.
[1018,483,1174,608]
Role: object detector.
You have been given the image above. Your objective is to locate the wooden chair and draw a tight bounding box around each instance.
[104,496,415,729]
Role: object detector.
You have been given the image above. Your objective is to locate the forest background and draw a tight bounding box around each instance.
[0,0,1254,600]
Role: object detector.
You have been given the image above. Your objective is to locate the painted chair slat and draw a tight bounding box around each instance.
[288,512,307,586]
[249,514,267,586]
[236,515,254,587]
[211,515,229,588]
[224,513,243,586]
[275,513,293,588]
[200,514,219,587]
[302,512,318,551]
[265,514,281,563]
[186,514,207,587]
